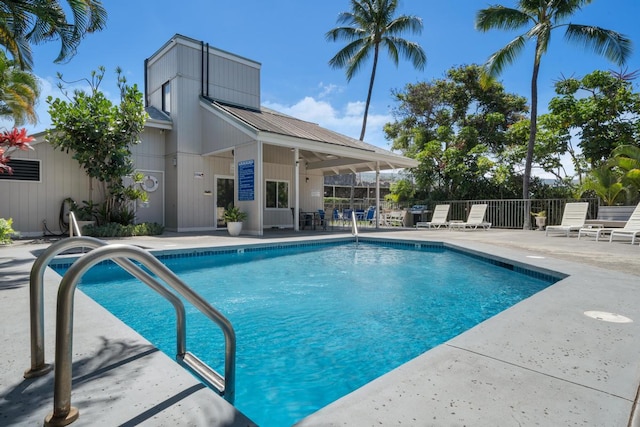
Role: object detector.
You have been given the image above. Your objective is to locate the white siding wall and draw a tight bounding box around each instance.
[0,141,92,236]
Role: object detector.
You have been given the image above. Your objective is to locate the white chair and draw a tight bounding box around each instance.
[416,204,450,229]
[545,202,589,237]
[608,203,640,244]
[449,204,491,231]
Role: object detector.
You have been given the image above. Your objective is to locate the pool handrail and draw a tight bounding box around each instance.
[25,236,187,379]
[27,239,236,426]
[351,210,359,244]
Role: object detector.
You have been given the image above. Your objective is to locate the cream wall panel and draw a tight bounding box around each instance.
[132,129,166,171]
[201,110,254,154]
[173,152,233,231]
[0,142,92,236]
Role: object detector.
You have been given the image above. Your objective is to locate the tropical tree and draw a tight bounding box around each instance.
[612,145,640,200]
[0,50,39,125]
[46,67,147,225]
[476,0,632,228]
[0,0,107,70]
[579,163,628,206]
[545,70,640,169]
[384,64,530,200]
[326,0,426,141]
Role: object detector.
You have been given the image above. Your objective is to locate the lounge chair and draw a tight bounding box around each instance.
[449,204,491,231]
[545,202,589,237]
[416,204,450,229]
[608,203,640,244]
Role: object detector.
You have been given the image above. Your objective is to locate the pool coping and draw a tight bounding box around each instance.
[2,230,639,426]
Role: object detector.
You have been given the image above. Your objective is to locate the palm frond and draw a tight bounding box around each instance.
[485,36,527,76]
[475,6,532,32]
[565,25,632,66]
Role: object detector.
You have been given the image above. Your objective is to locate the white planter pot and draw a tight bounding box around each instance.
[227,222,243,236]
[535,216,546,231]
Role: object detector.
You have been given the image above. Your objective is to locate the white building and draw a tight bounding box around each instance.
[0,34,418,236]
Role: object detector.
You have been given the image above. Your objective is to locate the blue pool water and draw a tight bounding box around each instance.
[57,240,557,426]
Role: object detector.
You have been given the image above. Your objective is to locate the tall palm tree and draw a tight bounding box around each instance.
[476,0,631,229]
[0,0,107,70]
[326,0,426,141]
[0,50,39,125]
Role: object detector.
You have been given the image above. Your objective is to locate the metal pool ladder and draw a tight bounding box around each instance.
[351,210,359,245]
[24,236,236,427]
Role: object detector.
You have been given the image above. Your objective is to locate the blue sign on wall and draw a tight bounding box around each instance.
[238,159,255,201]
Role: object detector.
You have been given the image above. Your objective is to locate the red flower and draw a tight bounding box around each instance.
[0,128,35,174]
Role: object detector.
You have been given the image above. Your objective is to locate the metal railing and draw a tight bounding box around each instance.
[67,211,82,237]
[351,210,359,245]
[25,237,236,426]
[441,198,599,229]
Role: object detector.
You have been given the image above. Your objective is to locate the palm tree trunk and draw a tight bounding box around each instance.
[359,44,380,141]
[523,59,540,230]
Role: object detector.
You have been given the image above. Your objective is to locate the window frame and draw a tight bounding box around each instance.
[265,179,289,209]
[161,80,171,114]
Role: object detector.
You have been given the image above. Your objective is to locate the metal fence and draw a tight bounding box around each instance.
[322,197,600,229]
[442,198,599,229]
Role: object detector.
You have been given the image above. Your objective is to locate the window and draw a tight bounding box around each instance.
[161,81,171,114]
[0,159,40,181]
[265,180,288,208]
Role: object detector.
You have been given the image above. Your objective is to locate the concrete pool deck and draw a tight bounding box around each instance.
[1,228,639,426]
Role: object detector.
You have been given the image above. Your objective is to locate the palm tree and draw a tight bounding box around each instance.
[0,0,107,70]
[612,145,640,198]
[476,0,632,228]
[0,50,39,125]
[326,0,426,141]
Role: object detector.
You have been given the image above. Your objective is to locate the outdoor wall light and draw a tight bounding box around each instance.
[172,157,177,166]
[305,177,309,183]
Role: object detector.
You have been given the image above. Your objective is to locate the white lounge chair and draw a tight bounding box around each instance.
[578,202,639,241]
[449,204,491,231]
[545,202,589,237]
[608,203,640,244]
[416,204,450,229]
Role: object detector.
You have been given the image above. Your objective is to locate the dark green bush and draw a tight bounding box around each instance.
[83,222,164,238]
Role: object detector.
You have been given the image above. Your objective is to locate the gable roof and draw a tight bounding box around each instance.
[201,96,418,174]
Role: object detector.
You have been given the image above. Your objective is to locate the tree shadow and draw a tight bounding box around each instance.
[1,337,256,426]
[1,337,157,426]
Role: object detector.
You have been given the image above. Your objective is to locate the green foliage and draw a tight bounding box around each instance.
[385,64,530,200]
[46,67,148,225]
[611,145,640,203]
[223,205,248,222]
[83,222,164,238]
[385,179,415,204]
[0,51,40,125]
[0,0,107,70]
[545,70,640,169]
[579,164,629,206]
[0,217,16,244]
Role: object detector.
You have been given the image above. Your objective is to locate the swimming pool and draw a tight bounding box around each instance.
[54,238,560,426]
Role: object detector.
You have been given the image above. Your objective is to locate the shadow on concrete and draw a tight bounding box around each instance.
[1,337,157,426]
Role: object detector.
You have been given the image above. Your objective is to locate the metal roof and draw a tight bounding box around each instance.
[201,97,418,174]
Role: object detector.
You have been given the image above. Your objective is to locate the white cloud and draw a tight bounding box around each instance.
[317,82,342,98]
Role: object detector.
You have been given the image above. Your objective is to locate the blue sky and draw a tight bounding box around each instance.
[22,0,640,172]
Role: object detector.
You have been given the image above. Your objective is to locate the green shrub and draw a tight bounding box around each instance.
[83,222,164,238]
[0,217,16,244]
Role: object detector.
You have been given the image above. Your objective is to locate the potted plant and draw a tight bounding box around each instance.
[223,205,247,236]
[531,210,546,231]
